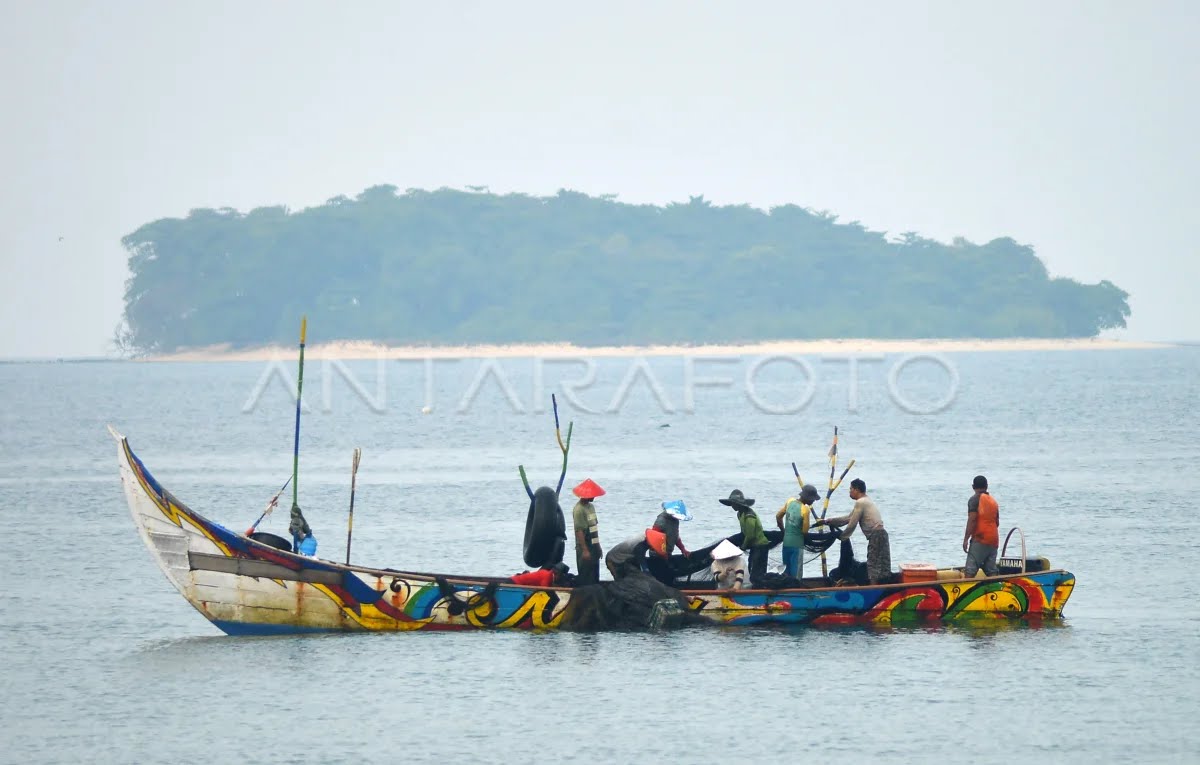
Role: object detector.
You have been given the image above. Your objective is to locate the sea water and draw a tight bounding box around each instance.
[0,349,1197,764]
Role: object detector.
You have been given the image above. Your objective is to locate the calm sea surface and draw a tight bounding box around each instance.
[1,349,1197,764]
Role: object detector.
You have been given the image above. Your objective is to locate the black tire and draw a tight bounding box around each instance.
[250,532,292,552]
[545,535,565,566]
[523,486,565,568]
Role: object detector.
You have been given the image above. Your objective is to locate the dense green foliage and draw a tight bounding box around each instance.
[117,186,1130,353]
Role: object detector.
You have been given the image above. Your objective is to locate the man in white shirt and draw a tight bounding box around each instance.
[820,479,891,584]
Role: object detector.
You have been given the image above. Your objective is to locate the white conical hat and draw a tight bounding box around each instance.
[711,539,743,560]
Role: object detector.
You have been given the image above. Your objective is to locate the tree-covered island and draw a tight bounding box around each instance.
[116,186,1130,353]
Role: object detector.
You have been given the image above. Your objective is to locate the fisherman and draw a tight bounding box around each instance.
[510,562,571,587]
[721,490,770,586]
[818,479,891,584]
[963,475,1000,577]
[648,499,692,559]
[571,478,606,586]
[605,535,650,581]
[776,484,819,579]
[709,539,747,590]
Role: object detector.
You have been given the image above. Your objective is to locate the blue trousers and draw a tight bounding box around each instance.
[782,546,802,578]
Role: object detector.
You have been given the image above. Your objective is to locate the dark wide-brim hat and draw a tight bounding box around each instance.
[719,489,755,508]
[799,484,821,506]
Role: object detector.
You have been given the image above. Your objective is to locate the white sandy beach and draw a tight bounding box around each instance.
[143,337,1173,362]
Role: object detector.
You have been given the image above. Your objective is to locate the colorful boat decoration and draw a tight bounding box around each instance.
[114,427,1075,635]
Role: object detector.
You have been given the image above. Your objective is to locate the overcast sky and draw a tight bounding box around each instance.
[1,1,1196,357]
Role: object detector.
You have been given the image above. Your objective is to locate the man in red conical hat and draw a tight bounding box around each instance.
[571,478,606,585]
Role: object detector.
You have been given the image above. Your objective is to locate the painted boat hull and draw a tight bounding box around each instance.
[682,572,1074,627]
[116,431,1074,635]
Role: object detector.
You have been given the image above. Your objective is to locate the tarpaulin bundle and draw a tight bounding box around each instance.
[561,573,706,631]
[288,505,312,540]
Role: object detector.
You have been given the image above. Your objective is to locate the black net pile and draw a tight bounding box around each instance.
[803,529,840,554]
[828,538,870,585]
[561,573,708,631]
[644,530,842,589]
[643,549,715,584]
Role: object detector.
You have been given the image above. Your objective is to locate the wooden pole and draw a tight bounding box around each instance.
[291,316,307,512]
[345,448,362,564]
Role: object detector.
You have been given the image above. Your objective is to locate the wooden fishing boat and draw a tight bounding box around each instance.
[115,427,1075,635]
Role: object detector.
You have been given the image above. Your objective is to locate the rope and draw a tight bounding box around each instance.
[434,578,498,617]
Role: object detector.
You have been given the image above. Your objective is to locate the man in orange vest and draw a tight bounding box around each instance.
[650,500,691,559]
[963,475,1000,577]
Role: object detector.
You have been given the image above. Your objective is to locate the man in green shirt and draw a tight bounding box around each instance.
[776,484,819,579]
[721,489,769,586]
[571,478,605,585]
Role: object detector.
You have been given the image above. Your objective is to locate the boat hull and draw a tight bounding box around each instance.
[682,570,1074,627]
[116,430,1074,635]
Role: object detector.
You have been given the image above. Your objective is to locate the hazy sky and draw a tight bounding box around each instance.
[2,1,1197,357]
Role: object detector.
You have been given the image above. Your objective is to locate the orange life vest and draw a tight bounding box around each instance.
[973,492,999,547]
[645,528,670,558]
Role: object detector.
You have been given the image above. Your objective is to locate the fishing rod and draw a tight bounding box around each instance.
[245,476,292,536]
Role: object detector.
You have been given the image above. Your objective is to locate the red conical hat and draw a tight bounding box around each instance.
[572,478,606,499]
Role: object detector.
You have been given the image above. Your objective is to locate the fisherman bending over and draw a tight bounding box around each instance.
[606,535,650,581]
[648,499,692,558]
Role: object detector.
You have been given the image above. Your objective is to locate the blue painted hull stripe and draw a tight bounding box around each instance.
[211,620,339,636]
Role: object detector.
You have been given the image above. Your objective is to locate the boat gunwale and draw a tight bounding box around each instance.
[117,426,1073,608]
[233,523,1072,597]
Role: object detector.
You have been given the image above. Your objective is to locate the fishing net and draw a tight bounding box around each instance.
[561,573,708,631]
[643,548,713,584]
[803,529,840,554]
[643,530,842,589]
[644,531,792,587]
[828,538,870,585]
